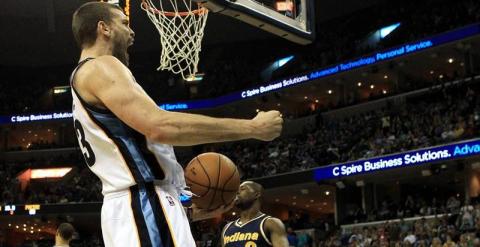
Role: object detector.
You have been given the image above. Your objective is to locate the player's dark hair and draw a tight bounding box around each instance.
[72,2,122,48]
[57,223,75,241]
[246,181,264,199]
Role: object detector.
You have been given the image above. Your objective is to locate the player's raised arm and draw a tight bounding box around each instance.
[77,56,283,146]
[264,218,289,247]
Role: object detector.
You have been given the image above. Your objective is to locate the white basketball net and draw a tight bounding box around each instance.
[141,0,208,80]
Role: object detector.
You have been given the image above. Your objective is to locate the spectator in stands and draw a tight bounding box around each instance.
[287,227,298,247]
[54,223,75,247]
[447,196,461,213]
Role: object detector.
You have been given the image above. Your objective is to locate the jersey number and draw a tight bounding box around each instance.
[74,119,96,167]
[245,242,257,247]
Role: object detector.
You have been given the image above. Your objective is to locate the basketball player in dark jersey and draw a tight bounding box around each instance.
[71,2,283,246]
[222,181,289,247]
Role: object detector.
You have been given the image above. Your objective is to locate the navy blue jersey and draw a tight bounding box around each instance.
[223,214,272,247]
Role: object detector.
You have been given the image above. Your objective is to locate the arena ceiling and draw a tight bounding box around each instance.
[0,0,385,66]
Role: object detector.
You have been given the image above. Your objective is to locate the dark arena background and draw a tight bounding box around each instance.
[1,0,480,246]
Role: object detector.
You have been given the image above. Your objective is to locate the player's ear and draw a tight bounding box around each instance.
[97,21,111,37]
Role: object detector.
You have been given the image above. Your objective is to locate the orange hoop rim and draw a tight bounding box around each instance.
[141,0,208,17]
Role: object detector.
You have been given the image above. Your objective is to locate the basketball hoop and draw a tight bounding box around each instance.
[141,0,208,80]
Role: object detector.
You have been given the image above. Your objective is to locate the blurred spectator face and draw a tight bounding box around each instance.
[473,238,480,247]
[431,238,442,247]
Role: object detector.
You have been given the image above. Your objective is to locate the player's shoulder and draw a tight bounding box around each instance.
[225,220,236,228]
[263,216,285,231]
[222,221,236,235]
[94,55,124,65]
[224,220,237,229]
[81,55,125,74]
[76,55,129,84]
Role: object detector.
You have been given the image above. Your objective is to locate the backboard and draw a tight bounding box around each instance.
[192,0,315,44]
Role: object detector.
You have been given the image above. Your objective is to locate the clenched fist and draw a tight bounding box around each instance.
[251,110,283,141]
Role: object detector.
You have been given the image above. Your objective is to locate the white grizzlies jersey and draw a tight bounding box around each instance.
[70,58,188,195]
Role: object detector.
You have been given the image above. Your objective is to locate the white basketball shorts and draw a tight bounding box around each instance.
[101,183,195,247]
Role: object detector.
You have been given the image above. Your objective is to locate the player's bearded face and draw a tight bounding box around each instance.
[234,196,255,210]
[112,34,129,66]
[234,188,256,210]
[109,11,133,67]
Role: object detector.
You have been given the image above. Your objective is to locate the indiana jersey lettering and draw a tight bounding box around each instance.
[70,58,195,247]
[223,214,272,247]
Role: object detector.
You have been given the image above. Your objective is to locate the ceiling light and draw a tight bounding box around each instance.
[327,90,333,94]
[357,82,362,87]
[382,90,387,94]
[325,191,330,196]
[315,99,319,103]
[370,84,375,89]
[448,58,454,63]
[430,70,434,74]
[304,96,308,100]
[384,75,388,79]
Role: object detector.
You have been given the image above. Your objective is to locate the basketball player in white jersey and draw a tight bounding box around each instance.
[71,2,282,247]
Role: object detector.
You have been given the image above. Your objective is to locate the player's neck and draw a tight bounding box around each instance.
[239,205,262,223]
[80,43,113,61]
[54,237,70,247]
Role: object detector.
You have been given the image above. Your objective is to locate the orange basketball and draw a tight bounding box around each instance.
[184,152,240,210]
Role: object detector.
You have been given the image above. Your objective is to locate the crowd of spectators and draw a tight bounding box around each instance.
[1,78,479,205]
[7,140,77,152]
[344,194,465,225]
[14,235,104,247]
[192,198,480,247]
[194,0,480,99]
[10,199,480,247]
[322,200,480,246]
[194,81,480,179]
[0,153,101,205]
[0,0,479,115]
